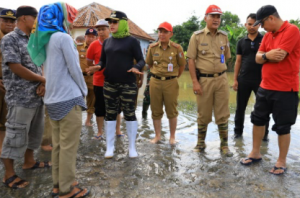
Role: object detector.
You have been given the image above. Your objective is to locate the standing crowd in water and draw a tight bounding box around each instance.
[0,2,299,198]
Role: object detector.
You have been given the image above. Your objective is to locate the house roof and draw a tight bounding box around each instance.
[73,2,155,41]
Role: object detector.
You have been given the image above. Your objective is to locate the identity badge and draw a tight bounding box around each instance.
[168,63,173,72]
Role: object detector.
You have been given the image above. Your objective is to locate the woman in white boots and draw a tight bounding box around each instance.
[88,11,144,158]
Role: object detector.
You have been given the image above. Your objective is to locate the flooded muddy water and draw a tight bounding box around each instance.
[0,71,300,198]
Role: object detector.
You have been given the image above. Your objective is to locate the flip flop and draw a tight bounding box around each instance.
[270,166,287,175]
[93,135,103,140]
[23,161,51,170]
[116,134,124,137]
[3,175,29,189]
[51,182,79,197]
[240,157,262,166]
[54,187,89,198]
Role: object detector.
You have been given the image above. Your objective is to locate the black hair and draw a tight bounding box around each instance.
[247,13,256,21]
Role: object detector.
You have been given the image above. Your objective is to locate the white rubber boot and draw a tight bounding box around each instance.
[126,121,138,158]
[105,121,116,158]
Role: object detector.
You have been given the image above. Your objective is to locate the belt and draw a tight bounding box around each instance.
[151,74,177,81]
[199,71,226,77]
[82,72,93,76]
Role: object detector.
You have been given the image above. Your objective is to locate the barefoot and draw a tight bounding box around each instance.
[150,137,161,144]
[169,138,177,145]
[41,144,52,151]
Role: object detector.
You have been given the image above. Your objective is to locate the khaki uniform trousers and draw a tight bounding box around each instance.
[150,77,179,120]
[50,105,82,195]
[0,91,7,131]
[197,73,230,125]
[86,88,95,114]
[41,108,52,146]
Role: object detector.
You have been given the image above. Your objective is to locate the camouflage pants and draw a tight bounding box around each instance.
[104,82,137,121]
[143,71,152,105]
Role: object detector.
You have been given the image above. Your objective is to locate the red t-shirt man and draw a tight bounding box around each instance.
[86,39,105,87]
[259,21,300,92]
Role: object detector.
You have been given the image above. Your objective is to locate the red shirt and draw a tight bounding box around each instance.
[259,21,300,92]
[86,39,105,87]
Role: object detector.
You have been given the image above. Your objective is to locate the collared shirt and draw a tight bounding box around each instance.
[1,27,43,108]
[0,30,4,78]
[236,33,263,83]
[187,27,231,74]
[77,42,93,89]
[259,21,300,92]
[146,40,185,77]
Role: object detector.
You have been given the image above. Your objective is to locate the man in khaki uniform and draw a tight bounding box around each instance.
[187,5,232,156]
[146,22,185,145]
[0,9,16,155]
[77,28,97,126]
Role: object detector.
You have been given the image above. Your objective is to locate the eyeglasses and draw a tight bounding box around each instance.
[108,20,118,25]
[261,16,269,26]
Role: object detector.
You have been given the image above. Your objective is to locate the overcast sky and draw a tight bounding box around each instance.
[2,0,300,33]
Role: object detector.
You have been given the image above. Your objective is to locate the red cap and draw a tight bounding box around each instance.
[158,22,173,32]
[205,5,222,15]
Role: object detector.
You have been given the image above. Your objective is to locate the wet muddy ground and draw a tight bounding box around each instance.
[0,72,300,198]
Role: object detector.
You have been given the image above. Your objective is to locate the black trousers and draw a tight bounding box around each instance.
[234,80,269,135]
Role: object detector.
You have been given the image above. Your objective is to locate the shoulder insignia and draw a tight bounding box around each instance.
[218,30,228,36]
[76,43,83,46]
[194,30,204,35]
[150,42,159,48]
[171,42,180,48]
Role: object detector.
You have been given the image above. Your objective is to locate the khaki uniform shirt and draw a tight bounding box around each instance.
[0,30,4,78]
[187,27,231,73]
[146,41,185,77]
[77,42,93,89]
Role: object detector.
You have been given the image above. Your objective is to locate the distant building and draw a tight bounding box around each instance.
[148,33,158,42]
[72,2,155,59]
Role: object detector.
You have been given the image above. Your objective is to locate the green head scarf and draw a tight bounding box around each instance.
[112,19,130,38]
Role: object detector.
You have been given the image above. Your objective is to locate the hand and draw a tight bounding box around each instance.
[127,67,143,75]
[193,81,203,96]
[267,49,286,62]
[0,79,5,93]
[86,65,101,75]
[137,74,143,88]
[233,80,238,91]
[36,83,45,97]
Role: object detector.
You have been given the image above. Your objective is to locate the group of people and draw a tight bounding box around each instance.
[0,2,299,198]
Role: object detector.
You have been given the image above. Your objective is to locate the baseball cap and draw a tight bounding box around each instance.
[95,19,109,27]
[253,5,277,26]
[158,22,173,32]
[205,5,222,15]
[0,9,16,20]
[105,11,128,21]
[85,28,98,36]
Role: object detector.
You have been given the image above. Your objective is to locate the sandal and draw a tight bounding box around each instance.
[51,181,79,197]
[23,161,51,170]
[240,157,262,166]
[269,166,287,175]
[3,175,29,189]
[92,135,103,140]
[54,187,89,198]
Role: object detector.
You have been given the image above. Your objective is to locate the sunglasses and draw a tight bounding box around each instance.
[251,41,255,51]
[261,16,269,26]
[108,20,118,25]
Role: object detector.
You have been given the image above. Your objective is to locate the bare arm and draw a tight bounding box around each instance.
[188,59,202,95]
[8,63,45,83]
[233,55,242,91]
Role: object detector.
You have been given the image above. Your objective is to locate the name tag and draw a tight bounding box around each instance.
[80,49,86,52]
[153,53,159,57]
[201,43,208,46]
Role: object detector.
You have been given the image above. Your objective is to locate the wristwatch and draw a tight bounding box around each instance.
[262,53,268,61]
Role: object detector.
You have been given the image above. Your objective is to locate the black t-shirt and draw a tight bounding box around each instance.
[99,36,145,83]
[236,33,263,83]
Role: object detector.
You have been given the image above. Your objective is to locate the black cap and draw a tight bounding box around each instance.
[16,6,38,18]
[85,28,98,36]
[253,5,277,26]
[0,9,16,20]
[105,11,128,21]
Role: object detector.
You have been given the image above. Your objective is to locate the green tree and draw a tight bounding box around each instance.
[172,15,200,51]
[199,11,241,29]
[289,19,300,29]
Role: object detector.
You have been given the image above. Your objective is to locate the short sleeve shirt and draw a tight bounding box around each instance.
[259,21,300,92]
[186,27,231,73]
[236,33,263,83]
[0,27,43,108]
[86,39,105,87]
[146,41,185,77]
